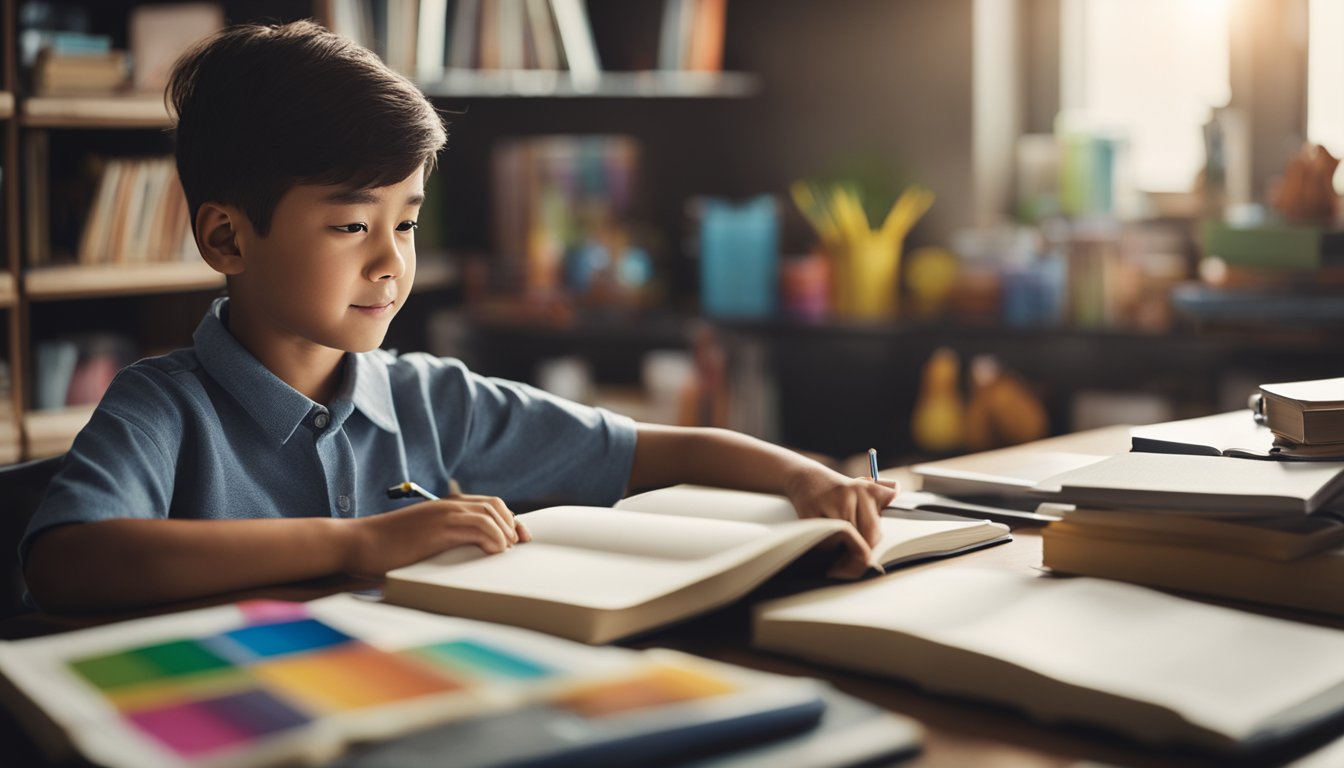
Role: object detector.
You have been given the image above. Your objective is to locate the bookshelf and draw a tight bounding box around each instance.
[418,69,757,98]
[1,0,18,464]
[0,1,755,463]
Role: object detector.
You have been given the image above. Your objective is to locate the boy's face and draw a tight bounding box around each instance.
[230,169,425,355]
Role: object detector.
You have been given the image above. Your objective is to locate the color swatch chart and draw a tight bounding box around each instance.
[66,602,556,761]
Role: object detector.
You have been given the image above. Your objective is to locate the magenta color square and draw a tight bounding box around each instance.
[127,689,309,758]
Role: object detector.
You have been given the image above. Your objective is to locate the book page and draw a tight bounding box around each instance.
[615,486,798,524]
[523,506,773,560]
[757,569,1344,742]
[389,513,838,611]
[913,450,1107,494]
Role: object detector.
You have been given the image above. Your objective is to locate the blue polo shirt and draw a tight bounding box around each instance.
[21,297,638,570]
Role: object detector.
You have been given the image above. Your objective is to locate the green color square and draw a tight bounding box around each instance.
[70,640,232,691]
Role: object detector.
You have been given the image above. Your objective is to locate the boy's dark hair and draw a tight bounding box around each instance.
[168,19,447,236]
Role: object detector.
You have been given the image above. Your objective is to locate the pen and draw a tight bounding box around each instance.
[386,481,440,501]
[866,448,887,577]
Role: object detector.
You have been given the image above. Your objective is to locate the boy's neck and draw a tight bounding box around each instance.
[224,307,346,405]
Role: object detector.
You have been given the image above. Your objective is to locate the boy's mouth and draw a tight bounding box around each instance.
[351,300,395,315]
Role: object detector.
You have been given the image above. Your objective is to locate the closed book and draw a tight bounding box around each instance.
[1056,507,1344,560]
[34,50,128,95]
[1031,452,1344,516]
[753,568,1344,753]
[1042,522,1344,616]
[1260,377,1344,445]
[383,485,1009,644]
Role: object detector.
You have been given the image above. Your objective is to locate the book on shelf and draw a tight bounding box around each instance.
[382,485,1009,644]
[127,3,224,93]
[1030,452,1344,516]
[1260,377,1344,446]
[33,49,129,96]
[1041,520,1344,616]
[77,157,194,267]
[659,0,727,71]
[331,0,583,79]
[0,594,830,768]
[753,568,1344,754]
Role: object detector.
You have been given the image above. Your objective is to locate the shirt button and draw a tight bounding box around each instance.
[337,495,351,513]
[314,412,330,429]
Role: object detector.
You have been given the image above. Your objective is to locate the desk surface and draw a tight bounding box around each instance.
[4,426,1344,768]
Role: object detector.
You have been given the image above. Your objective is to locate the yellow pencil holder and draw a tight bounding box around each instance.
[829,238,902,318]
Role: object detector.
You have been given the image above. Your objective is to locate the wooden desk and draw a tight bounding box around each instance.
[4,427,1344,767]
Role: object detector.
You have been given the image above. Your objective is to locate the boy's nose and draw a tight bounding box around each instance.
[368,237,407,281]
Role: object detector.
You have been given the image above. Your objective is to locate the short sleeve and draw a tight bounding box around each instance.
[425,359,637,507]
[19,367,181,568]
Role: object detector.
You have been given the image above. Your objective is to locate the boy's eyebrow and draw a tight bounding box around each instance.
[322,189,426,206]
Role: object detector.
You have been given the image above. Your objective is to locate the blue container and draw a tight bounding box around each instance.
[699,196,778,318]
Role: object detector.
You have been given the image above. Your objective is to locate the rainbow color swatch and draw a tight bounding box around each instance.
[66,606,556,761]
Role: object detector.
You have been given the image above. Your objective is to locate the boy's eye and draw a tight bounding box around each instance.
[333,223,368,234]
[397,220,419,232]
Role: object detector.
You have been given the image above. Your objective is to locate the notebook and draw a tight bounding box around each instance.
[382,486,1009,643]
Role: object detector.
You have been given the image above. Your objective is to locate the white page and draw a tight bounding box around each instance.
[615,486,798,524]
[760,569,1344,739]
[913,450,1107,491]
[1130,410,1275,455]
[523,506,771,559]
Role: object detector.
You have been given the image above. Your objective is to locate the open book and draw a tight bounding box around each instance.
[0,594,828,768]
[754,568,1344,753]
[382,485,1009,644]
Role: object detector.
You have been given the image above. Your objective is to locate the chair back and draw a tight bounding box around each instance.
[0,455,63,618]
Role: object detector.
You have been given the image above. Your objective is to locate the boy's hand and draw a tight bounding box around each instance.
[784,466,899,576]
[344,495,531,577]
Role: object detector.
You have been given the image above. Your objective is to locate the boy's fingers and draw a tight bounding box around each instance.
[822,529,875,580]
[854,494,883,547]
[515,520,532,543]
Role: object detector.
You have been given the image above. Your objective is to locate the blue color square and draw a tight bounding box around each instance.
[222,619,352,659]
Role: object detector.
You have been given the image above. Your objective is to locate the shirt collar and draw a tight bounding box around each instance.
[341,349,400,433]
[194,297,399,442]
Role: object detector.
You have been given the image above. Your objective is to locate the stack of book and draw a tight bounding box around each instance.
[1259,377,1344,458]
[1037,445,1344,615]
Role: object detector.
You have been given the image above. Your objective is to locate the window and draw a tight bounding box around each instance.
[1308,0,1344,190]
[1060,0,1231,193]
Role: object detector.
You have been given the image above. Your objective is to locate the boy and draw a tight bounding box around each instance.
[22,20,897,613]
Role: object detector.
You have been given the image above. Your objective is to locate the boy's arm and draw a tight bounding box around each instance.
[629,424,898,568]
[24,497,526,613]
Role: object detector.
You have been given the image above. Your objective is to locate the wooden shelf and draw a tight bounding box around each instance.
[0,408,18,465]
[26,262,224,301]
[0,272,15,307]
[22,94,171,128]
[24,403,96,459]
[0,91,14,120]
[418,69,759,98]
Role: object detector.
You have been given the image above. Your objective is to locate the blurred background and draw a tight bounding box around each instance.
[3,0,1342,468]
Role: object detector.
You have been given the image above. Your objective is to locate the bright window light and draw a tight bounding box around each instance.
[1061,0,1231,193]
[1308,0,1344,191]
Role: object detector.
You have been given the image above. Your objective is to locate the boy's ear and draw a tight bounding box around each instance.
[195,202,247,275]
